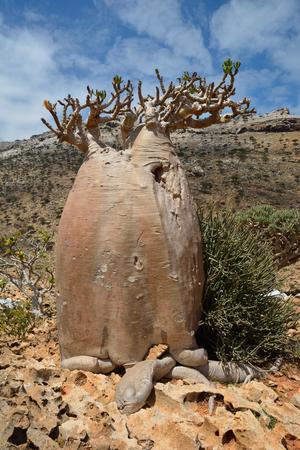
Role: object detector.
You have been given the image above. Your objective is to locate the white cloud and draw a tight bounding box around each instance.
[233,68,281,112]
[0,0,214,141]
[210,0,300,114]
[0,24,57,139]
[211,0,299,52]
[106,37,203,79]
[98,0,213,75]
[0,20,110,140]
[210,0,300,79]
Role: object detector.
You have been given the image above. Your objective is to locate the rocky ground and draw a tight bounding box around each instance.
[0,263,299,449]
[1,109,300,449]
[0,309,300,449]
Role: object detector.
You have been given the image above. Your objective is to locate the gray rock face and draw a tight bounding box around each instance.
[211,109,300,133]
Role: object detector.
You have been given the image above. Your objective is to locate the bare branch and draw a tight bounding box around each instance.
[137,64,255,131]
[138,80,145,108]
[155,68,166,94]
[0,232,55,311]
[42,76,132,152]
[42,63,254,145]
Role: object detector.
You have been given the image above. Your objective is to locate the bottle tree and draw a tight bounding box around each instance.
[42,60,255,414]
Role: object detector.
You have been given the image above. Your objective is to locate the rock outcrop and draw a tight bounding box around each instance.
[209,108,300,134]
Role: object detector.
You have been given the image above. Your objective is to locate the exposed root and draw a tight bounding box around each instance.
[197,360,264,383]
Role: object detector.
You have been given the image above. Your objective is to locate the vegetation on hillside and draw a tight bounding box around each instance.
[235,205,300,268]
[0,300,36,338]
[235,204,300,234]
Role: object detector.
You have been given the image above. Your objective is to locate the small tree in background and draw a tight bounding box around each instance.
[0,231,54,312]
[0,301,36,339]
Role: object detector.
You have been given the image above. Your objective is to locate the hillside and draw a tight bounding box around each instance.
[0,109,300,236]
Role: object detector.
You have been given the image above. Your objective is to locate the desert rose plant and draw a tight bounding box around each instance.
[42,60,256,414]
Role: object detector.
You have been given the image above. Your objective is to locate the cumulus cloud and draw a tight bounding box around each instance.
[106,37,203,79]
[97,0,213,75]
[0,19,109,140]
[210,0,300,79]
[0,24,58,140]
[233,68,281,111]
[210,0,300,113]
[0,0,213,140]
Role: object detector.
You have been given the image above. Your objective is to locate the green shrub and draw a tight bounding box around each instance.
[0,230,54,311]
[235,205,300,234]
[197,210,299,365]
[0,301,36,339]
[235,205,300,267]
[229,147,250,161]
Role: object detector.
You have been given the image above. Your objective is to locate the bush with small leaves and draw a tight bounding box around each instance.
[235,205,300,234]
[0,300,36,339]
[235,205,300,267]
[0,230,54,312]
[197,210,299,365]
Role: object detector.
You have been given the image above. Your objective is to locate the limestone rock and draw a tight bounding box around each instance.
[27,427,60,450]
[291,393,300,409]
[262,401,300,439]
[199,407,286,450]
[1,315,300,449]
[59,419,87,441]
[145,344,169,360]
[239,380,278,403]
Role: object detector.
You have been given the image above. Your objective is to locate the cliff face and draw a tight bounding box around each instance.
[0,110,300,235]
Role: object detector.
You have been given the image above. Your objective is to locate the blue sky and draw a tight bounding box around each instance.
[0,0,299,140]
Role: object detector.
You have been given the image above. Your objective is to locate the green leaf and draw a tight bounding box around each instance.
[0,279,7,290]
[222,58,233,74]
[113,75,123,85]
[197,208,299,365]
[95,90,107,102]
[233,61,241,73]
[182,71,191,82]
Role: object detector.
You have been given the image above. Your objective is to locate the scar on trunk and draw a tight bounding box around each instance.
[151,164,169,185]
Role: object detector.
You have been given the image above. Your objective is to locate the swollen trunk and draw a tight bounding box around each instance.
[56,127,204,366]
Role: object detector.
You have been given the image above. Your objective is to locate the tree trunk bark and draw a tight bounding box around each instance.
[56,127,204,366]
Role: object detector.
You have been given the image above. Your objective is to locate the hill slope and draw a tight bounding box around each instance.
[1,110,299,235]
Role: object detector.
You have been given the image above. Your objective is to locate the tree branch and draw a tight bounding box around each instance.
[137,63,255,131]
[42,77,132,152]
